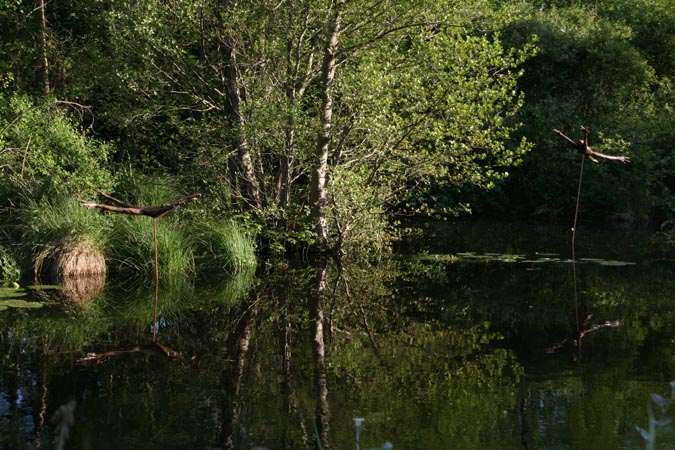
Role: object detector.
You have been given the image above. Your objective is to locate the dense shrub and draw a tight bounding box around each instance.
[0,94,114,205]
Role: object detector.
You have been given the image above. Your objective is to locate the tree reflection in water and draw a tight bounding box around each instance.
[1,223,675,449]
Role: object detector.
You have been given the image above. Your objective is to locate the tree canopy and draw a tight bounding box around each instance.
[1,0,673,253]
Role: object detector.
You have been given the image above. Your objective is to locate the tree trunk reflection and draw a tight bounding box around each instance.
[219,300,258,449]
[310,257,331,450]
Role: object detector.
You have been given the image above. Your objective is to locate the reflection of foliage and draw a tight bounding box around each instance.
[108,267,255,336]
[329,321,521,449]
[0,246,21,286]
[51,400,76,450]
[1,294,108,354]
[2,221,675,449]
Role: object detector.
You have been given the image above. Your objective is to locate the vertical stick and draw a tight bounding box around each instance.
[153,218,159,342]
[571,154,585,261]
[571,154,585,345]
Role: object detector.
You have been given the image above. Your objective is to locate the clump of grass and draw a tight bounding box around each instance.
[12,177,255,279]
[108,215,195,276]
[190,220,256,273]
[17,196,110,276]
[19,196,110,249]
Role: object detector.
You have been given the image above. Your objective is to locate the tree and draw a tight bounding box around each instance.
[496,3,664,221]
[53,0,532,253]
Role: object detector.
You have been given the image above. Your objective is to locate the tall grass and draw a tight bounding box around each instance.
[102,173,197,276]
[114,171,186,210]
[108,215,195,276]
[17,196,110,275]
[13,175,256,278]
[19,196,111,249]
[190,220,257,273]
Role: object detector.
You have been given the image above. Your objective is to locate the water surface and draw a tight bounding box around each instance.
[1,221,674,450]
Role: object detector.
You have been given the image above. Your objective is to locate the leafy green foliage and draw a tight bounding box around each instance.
[25,0,535,252]
[3,0,675,253]
[0,94,114,203]
[493,1,675,221]
[190,220,257,273]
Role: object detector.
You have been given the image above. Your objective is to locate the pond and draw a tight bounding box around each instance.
[1,221,675,450]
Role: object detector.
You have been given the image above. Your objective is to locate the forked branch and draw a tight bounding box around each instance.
[80,190,201,218]
[553,126,630,164]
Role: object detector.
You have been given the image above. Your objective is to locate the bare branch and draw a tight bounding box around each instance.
[81,191,201,218]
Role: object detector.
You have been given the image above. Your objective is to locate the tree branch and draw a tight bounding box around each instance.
[80,191,201,218]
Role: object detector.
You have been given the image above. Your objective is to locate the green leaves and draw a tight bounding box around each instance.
[0,94,114,202]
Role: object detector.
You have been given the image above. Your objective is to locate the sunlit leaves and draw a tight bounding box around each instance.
[336,6,534,222]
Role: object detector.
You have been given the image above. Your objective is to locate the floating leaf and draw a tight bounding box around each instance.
[522,258,560,264]
[0,288,26,299]
[417,254,459,262]
[596,260,636,267]
[0,299,44,309]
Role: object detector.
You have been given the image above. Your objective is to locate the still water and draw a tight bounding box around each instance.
[1,221,675,450]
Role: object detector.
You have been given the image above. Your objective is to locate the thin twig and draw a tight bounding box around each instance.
[20,136,31,177]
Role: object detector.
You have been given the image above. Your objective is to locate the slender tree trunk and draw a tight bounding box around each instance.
[279,21,296,212]
[39,0,50,96]
[219,1,263,210]
[280,125,294,212]
[280,4,315,224]
[310,1,343,250]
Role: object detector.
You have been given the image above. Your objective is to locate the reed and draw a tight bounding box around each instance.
[18,196,110,278]
[190,219,257,274]
[108,214,195,276]
[19,196,110,250]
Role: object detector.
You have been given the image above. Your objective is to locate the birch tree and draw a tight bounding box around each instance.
[93,0,532,253]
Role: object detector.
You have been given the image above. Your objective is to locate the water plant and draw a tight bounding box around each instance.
[0,287,42,311]
[19,195,110,251]
[190,219,256,273]
[353,417,393,450]
[17,196,110,280]
[107,214,195,276]
[637,382,675,450]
